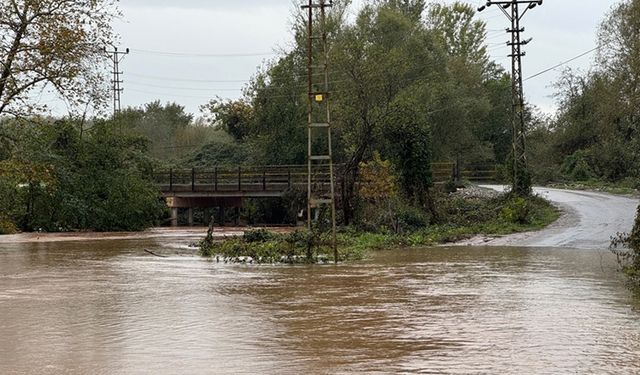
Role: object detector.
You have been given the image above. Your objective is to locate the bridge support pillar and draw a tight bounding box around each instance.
[170,207,178,227]
[219,205,225,227]
[188,208,194,226]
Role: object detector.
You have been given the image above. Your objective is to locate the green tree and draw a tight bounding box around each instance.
[119,101,194,160]
[0,118,165,232]
[200,97,254,142]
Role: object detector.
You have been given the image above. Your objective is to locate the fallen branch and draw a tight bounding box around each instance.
[144,249,168,258]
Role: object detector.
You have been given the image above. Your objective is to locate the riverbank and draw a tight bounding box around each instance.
[1,187,562,257]
[198,189,561,262]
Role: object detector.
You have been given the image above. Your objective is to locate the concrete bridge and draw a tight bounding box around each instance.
[154,163,498,226]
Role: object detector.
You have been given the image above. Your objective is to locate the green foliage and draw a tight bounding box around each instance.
[119,101,202,161]
[562,150,595,181]
[383,102,433,204]
[0,118,166,232]
[199,190,559,262]
[0,218,17,234]
[186,133,248,167]
[200,98,254,142]
[611,204,640,289]
[228,1,512,224]
[0,0,117,117]
[539,1,640,187]
[439,195,498,226]
[396,204,430,231]
[243,228,277,243]
[200,229,350,263]
[501,197,530,225]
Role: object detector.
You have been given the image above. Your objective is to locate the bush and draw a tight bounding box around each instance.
[501,197,530,224]
[243,228,277,243]
[396,205,429,232]
[0,218,17,234]
[438,195,499,226]
[611,205,640,289]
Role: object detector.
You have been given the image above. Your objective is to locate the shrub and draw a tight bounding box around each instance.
[611,205,640,289]
[396,205,429,232]
[243,228,276,243]
[0,218,17,235]
[501,197,530,224]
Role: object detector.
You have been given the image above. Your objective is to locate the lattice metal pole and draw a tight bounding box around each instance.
[302,0,337,263]
[478,0,542,196]
[104,46,129,116]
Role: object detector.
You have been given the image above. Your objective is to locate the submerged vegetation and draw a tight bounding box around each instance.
[199,190,560,263]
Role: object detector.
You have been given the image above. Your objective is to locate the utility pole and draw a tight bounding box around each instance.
[301,0,338,263]
[104,46,129,116]
[478,0,542,196]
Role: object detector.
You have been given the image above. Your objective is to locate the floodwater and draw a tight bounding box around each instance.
[1,238,639,374]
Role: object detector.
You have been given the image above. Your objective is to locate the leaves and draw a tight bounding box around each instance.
[0,118,165,232]
[0,0,118,117]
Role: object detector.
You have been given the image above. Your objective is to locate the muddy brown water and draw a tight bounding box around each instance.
[1,237,639,374]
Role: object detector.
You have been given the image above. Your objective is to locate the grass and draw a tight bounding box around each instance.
[547,179,639,196]
[199,193,560,263]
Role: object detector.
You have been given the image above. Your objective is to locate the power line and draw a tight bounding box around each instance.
[128,81,243,92]
[524,47,598,81]
[129,48,277,58]
[127,43,595,104]
[127,88,214,99]
[128,73,250,83]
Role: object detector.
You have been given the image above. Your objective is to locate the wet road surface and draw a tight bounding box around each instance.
[482,186,638,249]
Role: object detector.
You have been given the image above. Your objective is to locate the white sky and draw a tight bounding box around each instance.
[42,0,618,117]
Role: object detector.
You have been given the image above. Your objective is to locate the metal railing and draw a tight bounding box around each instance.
[154,162,499,193]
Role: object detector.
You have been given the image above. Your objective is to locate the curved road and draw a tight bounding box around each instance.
[481,186,639,249]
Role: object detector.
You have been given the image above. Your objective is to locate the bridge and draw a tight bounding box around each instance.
[154,163,498,226]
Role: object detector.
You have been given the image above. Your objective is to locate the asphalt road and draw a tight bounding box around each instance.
[482,186,639,249]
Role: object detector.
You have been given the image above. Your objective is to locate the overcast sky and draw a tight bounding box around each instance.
[44,0,618,117]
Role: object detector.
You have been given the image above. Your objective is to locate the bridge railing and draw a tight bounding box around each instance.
[154,162,499,193]
[460,163,499,182]
[154,165,334,193]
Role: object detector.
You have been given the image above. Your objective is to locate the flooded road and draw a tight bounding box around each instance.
[1,238,639,374]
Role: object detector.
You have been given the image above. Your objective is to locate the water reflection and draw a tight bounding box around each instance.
[0,241,638,374]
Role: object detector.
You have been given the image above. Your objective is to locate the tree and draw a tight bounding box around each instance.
[427,1,489,68]
[382,101,434,209]
[200,97,254,142]
[596,0,640,288]
[426,2,496,164]
[0,0,118,117]
[119,101,196,161]
[0,117,165,232]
